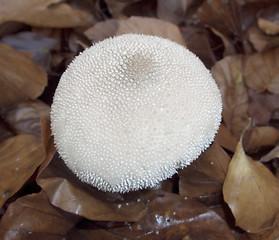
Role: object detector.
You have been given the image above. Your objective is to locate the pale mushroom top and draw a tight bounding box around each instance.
[51,34,222,193]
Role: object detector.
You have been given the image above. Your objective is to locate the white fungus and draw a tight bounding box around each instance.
[51,34,222,193]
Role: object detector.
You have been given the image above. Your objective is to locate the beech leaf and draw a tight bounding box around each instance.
[223,131,279,232]
[0,192,80,240]
[0,0,93,28]
[0,135,45,207]
[0,43,47,108]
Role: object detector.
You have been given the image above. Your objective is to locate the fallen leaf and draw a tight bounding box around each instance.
[244,126,279,152]
[0,135,45,207]
[37,154,155,222]
[244,48,279,94]
[0,191,80,240]
[181,26,216,69]
[215,124,238,152]
[1,31,59,70]
[157,0,192,24]
[245,213,279,240]
[248,89,279,125]
[67,192,235,240]
[1,100,50,141]
[0,0,93,28]
[211,55,249,138]
[85,16,186,46]
[248,25,279,52]
[260,145,279,163]
[257,5,279,35]
[179,142,230,205]
[223,133,279,232]
[0,120,14,143]
[0,43,47,108]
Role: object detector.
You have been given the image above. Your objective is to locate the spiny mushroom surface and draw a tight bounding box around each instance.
[51,34,222,193]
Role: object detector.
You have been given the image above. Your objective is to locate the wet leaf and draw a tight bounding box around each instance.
[37,154,155,222]
[0,135,45,208]
[211,55,249,138]
[1,100,50,141]
[0,43,47,108]
[67,192,235,240]
[0,191,80,240]
[0,0,93,28]
[85,16,186,46]
[244,48,279,94]
[179,143,230,205]
[223,135,279,232]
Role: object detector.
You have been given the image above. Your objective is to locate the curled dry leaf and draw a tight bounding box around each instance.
[260,145,279,163]
[157,0,192,24]
[248,25,279,52]
[244,126,279,152]
[0,43,47,108]
[103,0,138,17]
[0,120,13,143]
[84,16,186,46]
[244,48,279,94]
[223,135,279,233]
[1,100,50,141]
[257,5,279,35]
[0,192,80,240]
[0,0,93,28]
[0,135,45,208]
[67,192,235,240]
[37,154,155,222]
[179,142,230,205]
[211,55,249,139]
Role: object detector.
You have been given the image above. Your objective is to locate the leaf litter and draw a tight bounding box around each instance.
[1,0,279,239]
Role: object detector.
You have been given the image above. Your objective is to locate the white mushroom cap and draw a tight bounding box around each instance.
[51,34,222,193]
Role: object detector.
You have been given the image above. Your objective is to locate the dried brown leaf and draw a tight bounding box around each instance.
[0,0,93,28]
[85,16,186,46]
[260,145,279,163]
[248,89,279,125]
[181,26,216,69]
[0,191,80,240]
[215,124,238,152]
[248,25,279,52]
[0,120,14,143]
[0,43,47,108]
[179,142,230,205]
[223,136,279,232]
[245,213,279,240]
[244,48,279,94]
[0,135,45,208]
[257,5,279,35]
[67,192,235,240]
[37,155,155,222]
[157,0,192,24]
[1,100,50,141]
[211,55,249,138]
[244,126,279,152]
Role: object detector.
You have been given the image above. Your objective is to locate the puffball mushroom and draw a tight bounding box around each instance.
[51,34,222,193]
